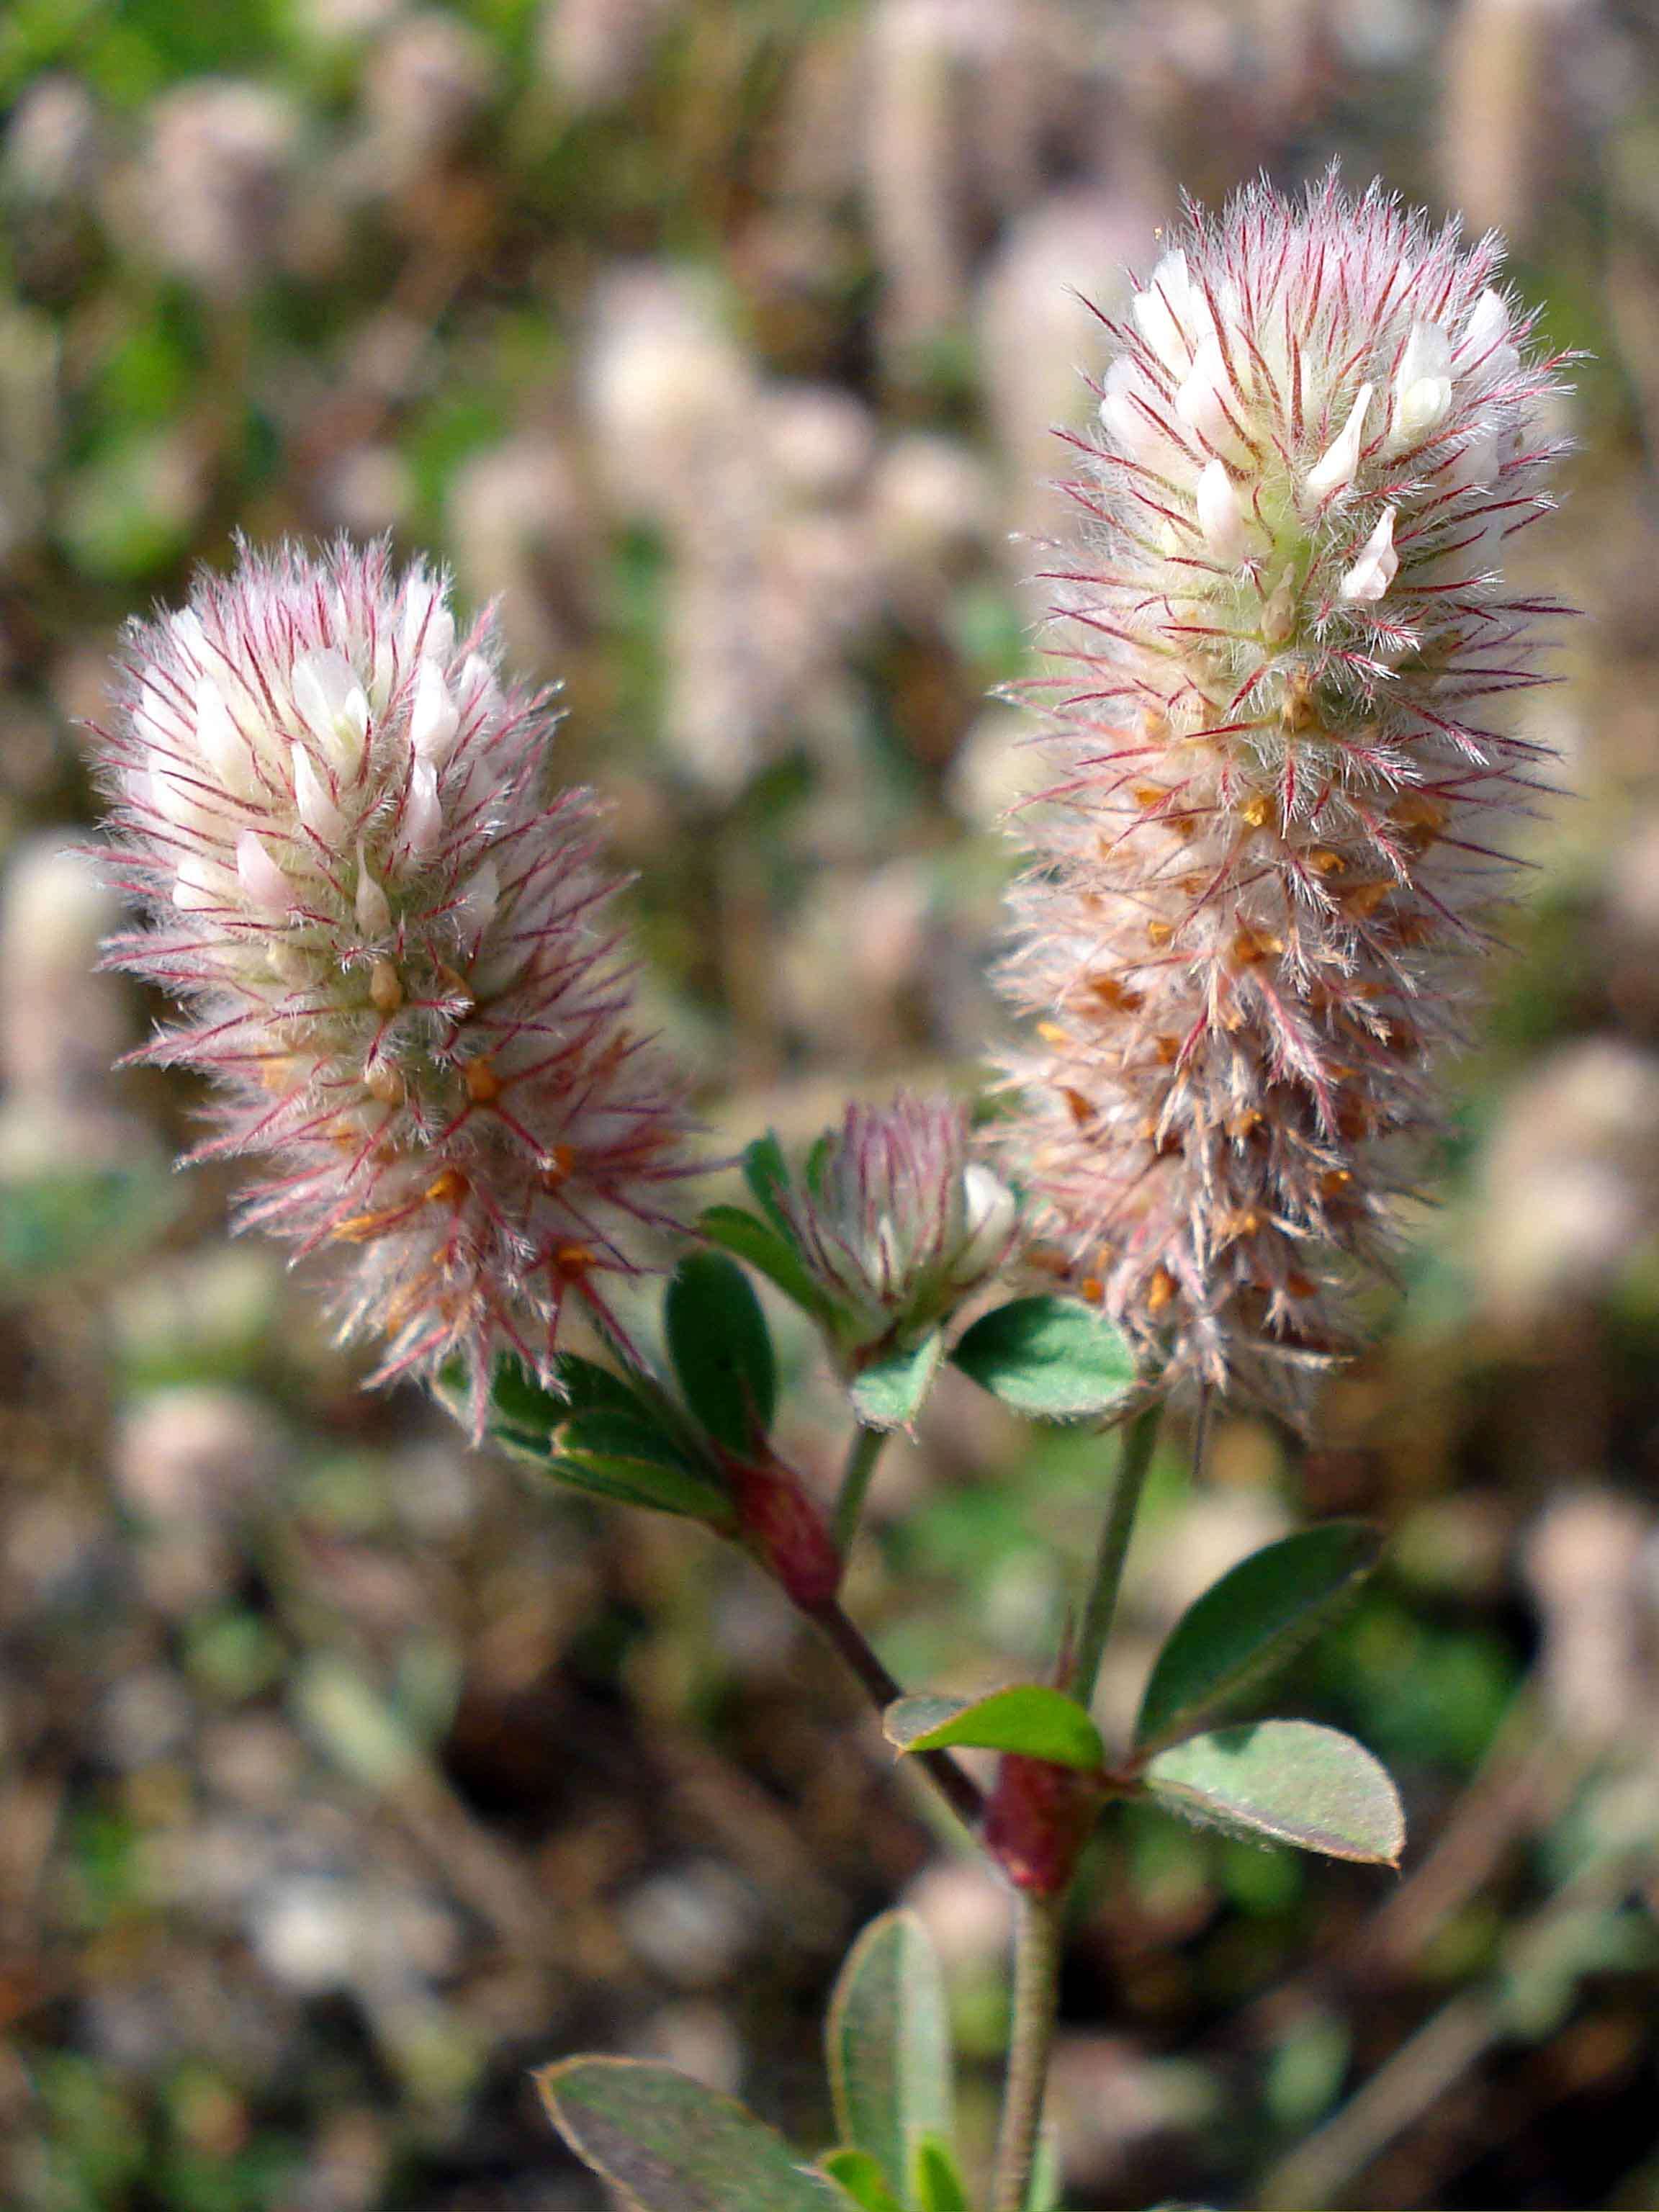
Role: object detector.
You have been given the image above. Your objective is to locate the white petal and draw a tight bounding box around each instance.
[194,676,248,790]
[1393,374,1453,445]
[291,744,344,844]
[1130,250,1200,373]
[173,856,228,912]
[400,758,442,863]
[458,652,499,717]
[169,607,210,666]
[1339,505,1399,603]
[409,656,461,765]
[1306,381,1373,497]
[955,1164,1017,1278]
[1176,331,1249,461]
[1464,288,1510,359]
[291,649,369,775]
[1196,457,1250,562]
[1100,356,1157,454]
[236,831,295,914]
[148,762,208,830]
[1390,323,1454,445]
[1448,424,1501,493]
[354,845,392,936]
[135,678,182,752]
[1398,320,1452,387]
[400,574,455,666]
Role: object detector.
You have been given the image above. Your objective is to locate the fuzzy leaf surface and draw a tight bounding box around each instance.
[539,2058,842,2212]
[884,1686,1105,1772]
[850,1332,944,1431]
[665,1250,777,1452]
[1135,1521,1382,1750]
[949,1296,1137,1420]
[827,1911,953,2198]
[1145,1721,1405,1864]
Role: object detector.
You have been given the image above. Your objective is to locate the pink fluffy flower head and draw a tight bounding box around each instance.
[997,176,1570,1420]
[96,539,698,1414]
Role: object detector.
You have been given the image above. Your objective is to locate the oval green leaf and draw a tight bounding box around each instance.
[500,1351,642,1426]
[1144,1721,1405,1865]
[950,1296,1137,1421]
[1135,1521,1382,1751]
[539,2057,842,2212]
[665,1249,778,1452]
[743,1130,798,1233]
[827,1911,953,2198]
[884,1686,1105,1773]
[701,1204,831,1321]
[498,1392,732,1524]
[850,1331,944,1432]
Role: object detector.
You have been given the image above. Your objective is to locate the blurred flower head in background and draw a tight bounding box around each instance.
[94,538,699,1412]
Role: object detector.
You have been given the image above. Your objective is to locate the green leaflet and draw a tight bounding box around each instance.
[911,2136,971,2212]
[950,1296,1137,1421]
[701,1203,832,1321]
[818,2149,905,2212]
[1135,1522,1382,1750]
[665,1249,778,1452]
[850,1331,944,1431]
[482,1355,732,1524]
[1145,1721,1405,1865]
[540,2058,843,2212]
[884,1686,1105,1773]
[827,1912,954,2200]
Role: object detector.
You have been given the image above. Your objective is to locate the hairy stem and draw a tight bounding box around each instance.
[992,1890,1065,2212]
[985,1404,1163,2212]
[806,1596,984,1830]
[1067,1403,1162,1707]
[832,1423,887,1556]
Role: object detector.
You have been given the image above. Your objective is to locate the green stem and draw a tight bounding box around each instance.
[832,1423,886,1555]
[986,1403,1162,2211]
[991,1890,1066,2212]
[1066,1403,1162,1707]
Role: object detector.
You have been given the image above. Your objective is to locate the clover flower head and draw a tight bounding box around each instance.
[96,537,698,1419]
[780,1093,1018,1364]
[997,175,1571,1420]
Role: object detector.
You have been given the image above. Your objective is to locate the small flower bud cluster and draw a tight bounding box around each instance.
[780,1094,1017,1364]
[96,539,697,1412]
[998,177,1569,1419]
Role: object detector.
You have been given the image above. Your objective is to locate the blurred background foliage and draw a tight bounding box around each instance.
[2,0,1659,2206]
